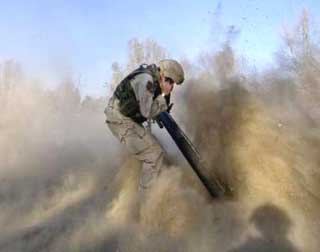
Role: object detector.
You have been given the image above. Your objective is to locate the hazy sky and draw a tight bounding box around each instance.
[0,0,319,96]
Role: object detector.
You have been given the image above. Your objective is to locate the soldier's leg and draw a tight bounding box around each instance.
[118,122,164,190]
[105,98,164,190]
[135,137,164,190]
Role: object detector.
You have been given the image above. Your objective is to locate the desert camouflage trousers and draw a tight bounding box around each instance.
[104,96,164,190]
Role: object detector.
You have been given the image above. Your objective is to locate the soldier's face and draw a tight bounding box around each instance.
[160,72,175,94]
[164,77,175,92]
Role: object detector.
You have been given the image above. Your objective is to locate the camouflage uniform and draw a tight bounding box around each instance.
[104,73,168,190]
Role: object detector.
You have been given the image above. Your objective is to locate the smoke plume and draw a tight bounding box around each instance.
[1,12,320,252]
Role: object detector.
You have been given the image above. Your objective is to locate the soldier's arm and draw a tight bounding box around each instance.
[135,74,167,119]
[149,94,167,118]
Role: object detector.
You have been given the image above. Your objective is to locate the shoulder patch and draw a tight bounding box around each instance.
[146,81,155,93]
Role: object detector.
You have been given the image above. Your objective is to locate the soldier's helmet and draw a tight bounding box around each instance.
[158,59,184,85]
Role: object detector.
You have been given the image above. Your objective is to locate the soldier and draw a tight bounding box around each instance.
[104,59,184,191]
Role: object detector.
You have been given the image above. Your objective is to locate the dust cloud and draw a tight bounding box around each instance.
[1,13,320,252]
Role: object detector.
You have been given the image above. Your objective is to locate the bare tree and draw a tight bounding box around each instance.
[110,62,124,91]
[0,60,23,93]
[55,77,81,113]
[109,38,168,91]
[274,9,320,123]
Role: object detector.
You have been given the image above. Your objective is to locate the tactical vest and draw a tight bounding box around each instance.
[114,64,167,124]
